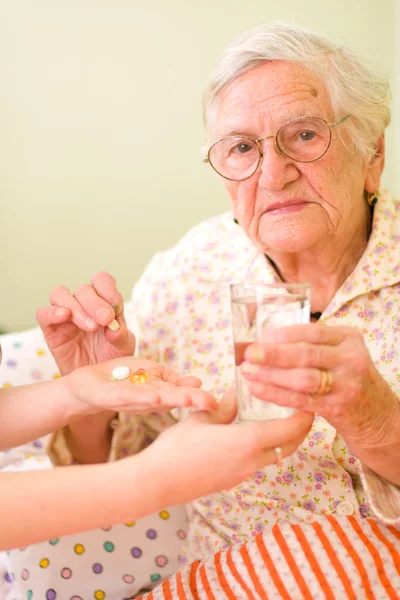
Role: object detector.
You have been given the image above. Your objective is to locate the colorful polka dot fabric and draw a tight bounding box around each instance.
[0,329,188,599]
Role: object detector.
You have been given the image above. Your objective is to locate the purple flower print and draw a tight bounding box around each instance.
[373,244,388,255]
[359,502,370,518]
[185,293,195,305]
[209,291,221,305]
[204,241,217,251]
[381,349,396,361]
[193,317,206,331]
[164,347,176,361]
[318,460,338,469]
[165,302,179,313]
[302,500,317,511]
[216,318,230,330]
[282,472,294,484]
[198,342,214,354]
[313,472,326,484]
[206,362,219,375]
[372,328,384,341]
[312,431,324,441]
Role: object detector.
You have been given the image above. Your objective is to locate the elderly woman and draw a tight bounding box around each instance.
[3,21,400,599]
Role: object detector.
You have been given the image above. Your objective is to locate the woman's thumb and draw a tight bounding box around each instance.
[209,387,238,424]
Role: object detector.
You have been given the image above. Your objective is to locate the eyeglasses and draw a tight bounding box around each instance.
[204,115,351,181]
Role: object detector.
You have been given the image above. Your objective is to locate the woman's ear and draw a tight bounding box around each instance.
[364,134,385,193]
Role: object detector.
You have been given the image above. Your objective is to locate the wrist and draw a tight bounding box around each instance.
[56,375,91,423]
[111,450,170,518]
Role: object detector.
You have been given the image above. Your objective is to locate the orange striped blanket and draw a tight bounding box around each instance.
[137,515,400,599]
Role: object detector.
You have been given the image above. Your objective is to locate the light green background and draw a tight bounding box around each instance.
[1,0,398,331]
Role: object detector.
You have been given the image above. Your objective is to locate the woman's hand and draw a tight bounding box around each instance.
[36,271,135,376]
[140,387,314,504]
[241,324,400,478]
[66,357,217,415]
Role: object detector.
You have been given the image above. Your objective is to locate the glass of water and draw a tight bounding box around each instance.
[230,282,311,423]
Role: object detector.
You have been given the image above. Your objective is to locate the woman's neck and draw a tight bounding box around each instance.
[265,212,371,314]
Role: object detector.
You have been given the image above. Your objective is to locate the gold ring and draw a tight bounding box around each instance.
[273,447,283,465]
[317,369,333,395]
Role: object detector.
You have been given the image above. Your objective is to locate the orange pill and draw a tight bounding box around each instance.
[129,369,149,384]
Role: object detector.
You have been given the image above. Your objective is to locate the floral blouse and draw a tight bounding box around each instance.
[50,189,400,565]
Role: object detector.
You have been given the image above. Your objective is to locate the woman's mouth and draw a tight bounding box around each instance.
[266,200,311,215]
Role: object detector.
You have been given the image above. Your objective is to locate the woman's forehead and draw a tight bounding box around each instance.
[214,61,332,132]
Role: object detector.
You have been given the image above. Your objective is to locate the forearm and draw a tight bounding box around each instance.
[63,411,117,464]
[0,453,162,550]
[0,379,85,450]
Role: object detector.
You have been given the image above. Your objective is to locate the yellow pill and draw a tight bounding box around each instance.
[129,369,149,384]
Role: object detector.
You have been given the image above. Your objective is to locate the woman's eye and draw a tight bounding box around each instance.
[299,130,316,141]
[236,143,252,153]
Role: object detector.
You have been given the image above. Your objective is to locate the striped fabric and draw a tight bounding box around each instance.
[137,516,400,600]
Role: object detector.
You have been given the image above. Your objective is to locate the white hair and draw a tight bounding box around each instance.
[203,23,391,159]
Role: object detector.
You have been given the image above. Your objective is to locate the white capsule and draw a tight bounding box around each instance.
[111,366,131,380]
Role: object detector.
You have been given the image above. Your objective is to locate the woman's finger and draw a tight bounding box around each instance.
[241,362,323,394]
[258,324,361,347]
[49,286,99,332]
[176,376,202,388]
[245,340,339,369]
[36,305,71,329]
[90,272,124,318]
[73,284,117,327]
[241,410,314,453]
[109,383,217,411]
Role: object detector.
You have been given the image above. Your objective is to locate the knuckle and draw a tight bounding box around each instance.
[311,326,324,344]
[92,271,116,285]
[298,370,316,391]
[345,381,362,401]
[351,354,368,376]
[49,285,70,303]
[74,283,92,297]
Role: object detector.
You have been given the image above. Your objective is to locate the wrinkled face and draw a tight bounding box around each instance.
[211,61,372,254]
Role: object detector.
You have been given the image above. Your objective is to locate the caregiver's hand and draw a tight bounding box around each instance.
[141,388,314,504]
[241,324,400,462]
[37,271,135,376]
[67,357,217,414]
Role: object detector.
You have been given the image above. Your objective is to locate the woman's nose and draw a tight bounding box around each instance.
[257,140,300,191]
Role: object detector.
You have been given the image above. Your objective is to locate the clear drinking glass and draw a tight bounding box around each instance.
[230,282,311,422]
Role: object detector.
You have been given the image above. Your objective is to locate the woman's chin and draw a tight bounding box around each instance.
[258,229,322,254]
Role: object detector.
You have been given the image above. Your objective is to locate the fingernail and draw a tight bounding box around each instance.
[55,308,66,318]
[112,303,123,318]
[241,362,259,376]
[245,345,265,364]
[85,318,97,330]
[97,307,113,321]
[108,319,120,332]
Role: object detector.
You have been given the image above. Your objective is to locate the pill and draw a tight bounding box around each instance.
[111,366,131,380]
[129,369,149,384]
